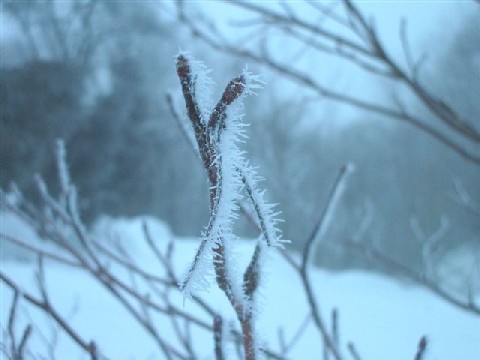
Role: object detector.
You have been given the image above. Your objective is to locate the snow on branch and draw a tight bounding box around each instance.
[55,139,71,198]
[174,52,282,360]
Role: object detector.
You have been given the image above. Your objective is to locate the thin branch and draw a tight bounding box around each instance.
[17,325,33,360]
[90,269,182,360]
[347,342,362,360]
[91,237,173,287]
[399,18,424,80]
[0,271,101,359]
[178,0,480,164]
[332,309,339,356]
[176,54,210,170]
[413,336,428,360]
[305,0,348,29]
[166,93,200,157]
[451,177,480,215]
[284,314,311,354]
[342,239,480,316]
[166,292,197,360]
[214,315,225,360]
[298,165,351,360]
[7,290,20,357]
[36,255,97,360]
[301,165,351,272]
[229,0,372,59]
[341,0,480,143]
[0,233,81,268]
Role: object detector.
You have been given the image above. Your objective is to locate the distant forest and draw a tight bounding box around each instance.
[1,0,479,278]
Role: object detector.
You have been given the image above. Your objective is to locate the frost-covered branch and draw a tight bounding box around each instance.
[174,52,283,360]
[214,315,226,360]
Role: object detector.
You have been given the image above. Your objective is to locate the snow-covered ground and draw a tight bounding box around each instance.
[1,215,479,359]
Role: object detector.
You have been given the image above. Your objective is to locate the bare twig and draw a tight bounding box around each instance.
[178,0,480,164]
[5,289,33,360]
[0,233,81,268]
[342,239,480,316]
[347,342,362,360]
[296,165,351,360]
[331,309,339,358]
[410,216,449,277]
[283,314,310,355]
[214,315,225,360]
[1,271,101,359]
[451,177,480,215]
[413,336,428,360]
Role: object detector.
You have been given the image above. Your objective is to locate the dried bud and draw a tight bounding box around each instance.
[176,54,191,79]
[418,336,427,351]
[88,341,98,359]
[222,76,245,105]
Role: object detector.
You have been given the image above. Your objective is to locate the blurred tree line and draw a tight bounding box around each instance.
[1,0,209,233]
[1,0,479,280]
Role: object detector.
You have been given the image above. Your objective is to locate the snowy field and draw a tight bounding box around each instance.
[1,215,479,359]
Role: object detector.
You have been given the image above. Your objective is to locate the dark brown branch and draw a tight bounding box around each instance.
[0,271,100,359]
[167,90,285,359]
[243,243,261,301]
[176,54,211,170]
[175,53,257,360]
[414,336,428,360]
[209,76,246,131]
[213,315,225,360]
